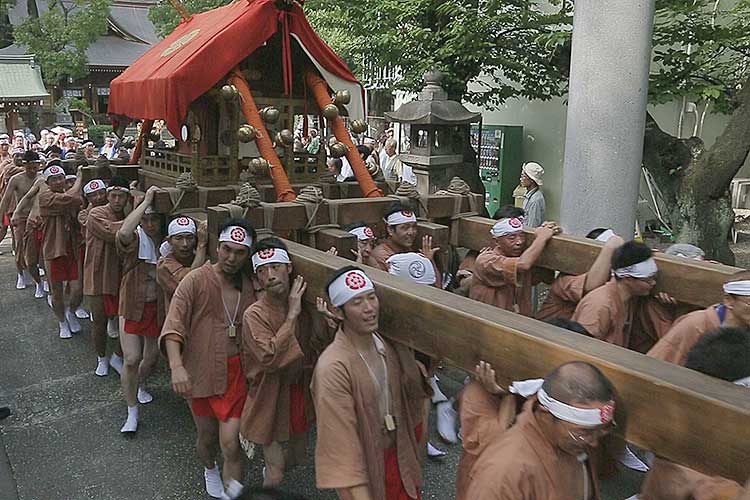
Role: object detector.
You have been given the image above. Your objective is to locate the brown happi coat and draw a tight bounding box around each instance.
[83,205,124,296]
[469,247,552,316]
[311,329,430,499]
[366,240,400,271]
[239,296,328,445]
[536,274,588,322]
[117,231,163,323]
[156,252,193,318]
[465,399,601,500]
[159,263,256,399]
[640,458,743,500]
[572,279,673,351]
[38,188,82,261]
[647,306,721,366]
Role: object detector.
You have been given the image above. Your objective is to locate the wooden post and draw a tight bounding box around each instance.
[284,239,750,482]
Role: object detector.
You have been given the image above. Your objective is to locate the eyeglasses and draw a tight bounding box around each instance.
[567,420,617,443]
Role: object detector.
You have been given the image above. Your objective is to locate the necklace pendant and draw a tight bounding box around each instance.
[384,414,396,432]
[227,324,236,338]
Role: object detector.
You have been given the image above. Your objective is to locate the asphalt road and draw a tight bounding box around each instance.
[0,234,644,499]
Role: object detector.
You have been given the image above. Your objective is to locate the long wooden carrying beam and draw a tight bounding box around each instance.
[285,240,750,482]
[456,216,741,307]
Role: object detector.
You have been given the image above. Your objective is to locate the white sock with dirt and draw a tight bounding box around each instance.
[120,405,138,433]
[109,354,123,375]
[222,479,243,499]
[16,273,25,289]
[59,320,72,339]
[74,306,89,319]
[34,282,45,298]
[65,308,81,333]
[137,386,153,404]
[204,465,224,498]
[107,317,119,338]
[95,356,109,376]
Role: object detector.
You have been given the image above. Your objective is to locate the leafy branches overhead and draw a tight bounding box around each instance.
[148,0,230,37]
[13,0,111,84]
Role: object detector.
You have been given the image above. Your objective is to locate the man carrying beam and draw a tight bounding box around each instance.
[156,216,208,314]
[640,327,750,499]
[160,218,257,500]
[241,238,324,487]
[312,265,430,500]
[367,201,440,288]
[573,241,673,352]
[469,215,557,315]
[536,228,624,322]
[465,361,616,499]
[648,270,750,365]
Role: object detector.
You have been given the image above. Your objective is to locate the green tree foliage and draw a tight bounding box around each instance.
[148,0,230,37]
[13,0,111,84]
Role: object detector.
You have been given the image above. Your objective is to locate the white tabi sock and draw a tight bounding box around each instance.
[95,356,109,377]
[120,405,138,433]
[221,479,243,500]
[23,270,33,286]
[429,375,449,404]
[15,273,25,290]
[34,282,45,299]
[203,465,224,499]
[65,308,81,333]
[43,279,49,293]
[59,320,72,339]
[74,306,89,319]
[137,386,153,404]
[109,354,123,375]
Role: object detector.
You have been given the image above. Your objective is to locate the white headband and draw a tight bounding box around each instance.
[219,225,253,249]
[349,226,375,241]
[387,252,436,285]
[65,174,76,181]
[329,269,375,307]
[42,165,65,180]
[613,257,657,279]
[385,210,417,226]
[537,387,615,427]
[491,217,525,237]
[595,229,616,242]
[168,216,196,237]
[723,280,750,296]
[734,376,750,388]
[84,179,105,194]
[144,205,157,215]
[107,185,130,194]
[251,247,291,272]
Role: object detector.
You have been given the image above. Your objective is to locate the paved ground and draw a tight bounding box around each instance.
[0,233,644,500]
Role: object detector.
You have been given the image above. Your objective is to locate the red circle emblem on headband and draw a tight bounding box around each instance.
[50,166,61,175]
[175,217,190,226]
[509,217,523,229]
[401,211,414,218]
[90,181,99,190]
[364,227,374,238]
[599,401,615,423]
[258,248,275,259]
[345,271,367,290]
[230,228,246,242]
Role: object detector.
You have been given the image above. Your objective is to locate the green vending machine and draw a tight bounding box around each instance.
[472,125,524,216]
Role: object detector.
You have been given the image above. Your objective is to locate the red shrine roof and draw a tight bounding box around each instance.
[108,0,363,136]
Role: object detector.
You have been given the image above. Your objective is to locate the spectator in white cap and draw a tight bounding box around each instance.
[83,141,96,160]
[156,215,207,313]
[520,161,546,228]
[312,265,429,500]
[99,135,119,160]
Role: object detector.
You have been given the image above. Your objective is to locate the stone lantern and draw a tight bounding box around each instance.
[385,70,481,196]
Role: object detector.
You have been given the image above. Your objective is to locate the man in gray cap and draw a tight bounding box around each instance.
[520,161,546,228]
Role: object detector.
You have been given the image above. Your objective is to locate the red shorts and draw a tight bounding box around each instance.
[103,294,119,316]
[48,240,78,283]
[191,355,247,422]
[34,229,43,246]
[289,383,312,435]
[384,424,423,500]
[2,212,9,226]
[123,302,160,337]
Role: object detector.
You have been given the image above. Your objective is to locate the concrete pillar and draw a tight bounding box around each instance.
[559,0,655,238]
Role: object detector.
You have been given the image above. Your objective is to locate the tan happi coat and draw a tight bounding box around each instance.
[83,205,124,296]
[156,252,194,318]
[465,400,601,500]
[537,274,588,322]
[647,306,721,366]
[239,296,329,445]
[117,231,163,323]
[311,329,430,499]
[367,240,401,272]
[470,247,553,316]
[159,263,256,399]
[38,188,82,261]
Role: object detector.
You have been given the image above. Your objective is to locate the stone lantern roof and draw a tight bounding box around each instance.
[384,70,480,125]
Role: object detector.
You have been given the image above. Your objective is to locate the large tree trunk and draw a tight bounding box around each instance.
[642,75,750,264]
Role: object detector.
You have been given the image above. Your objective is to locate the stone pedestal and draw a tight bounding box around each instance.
[559,0,655,238]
